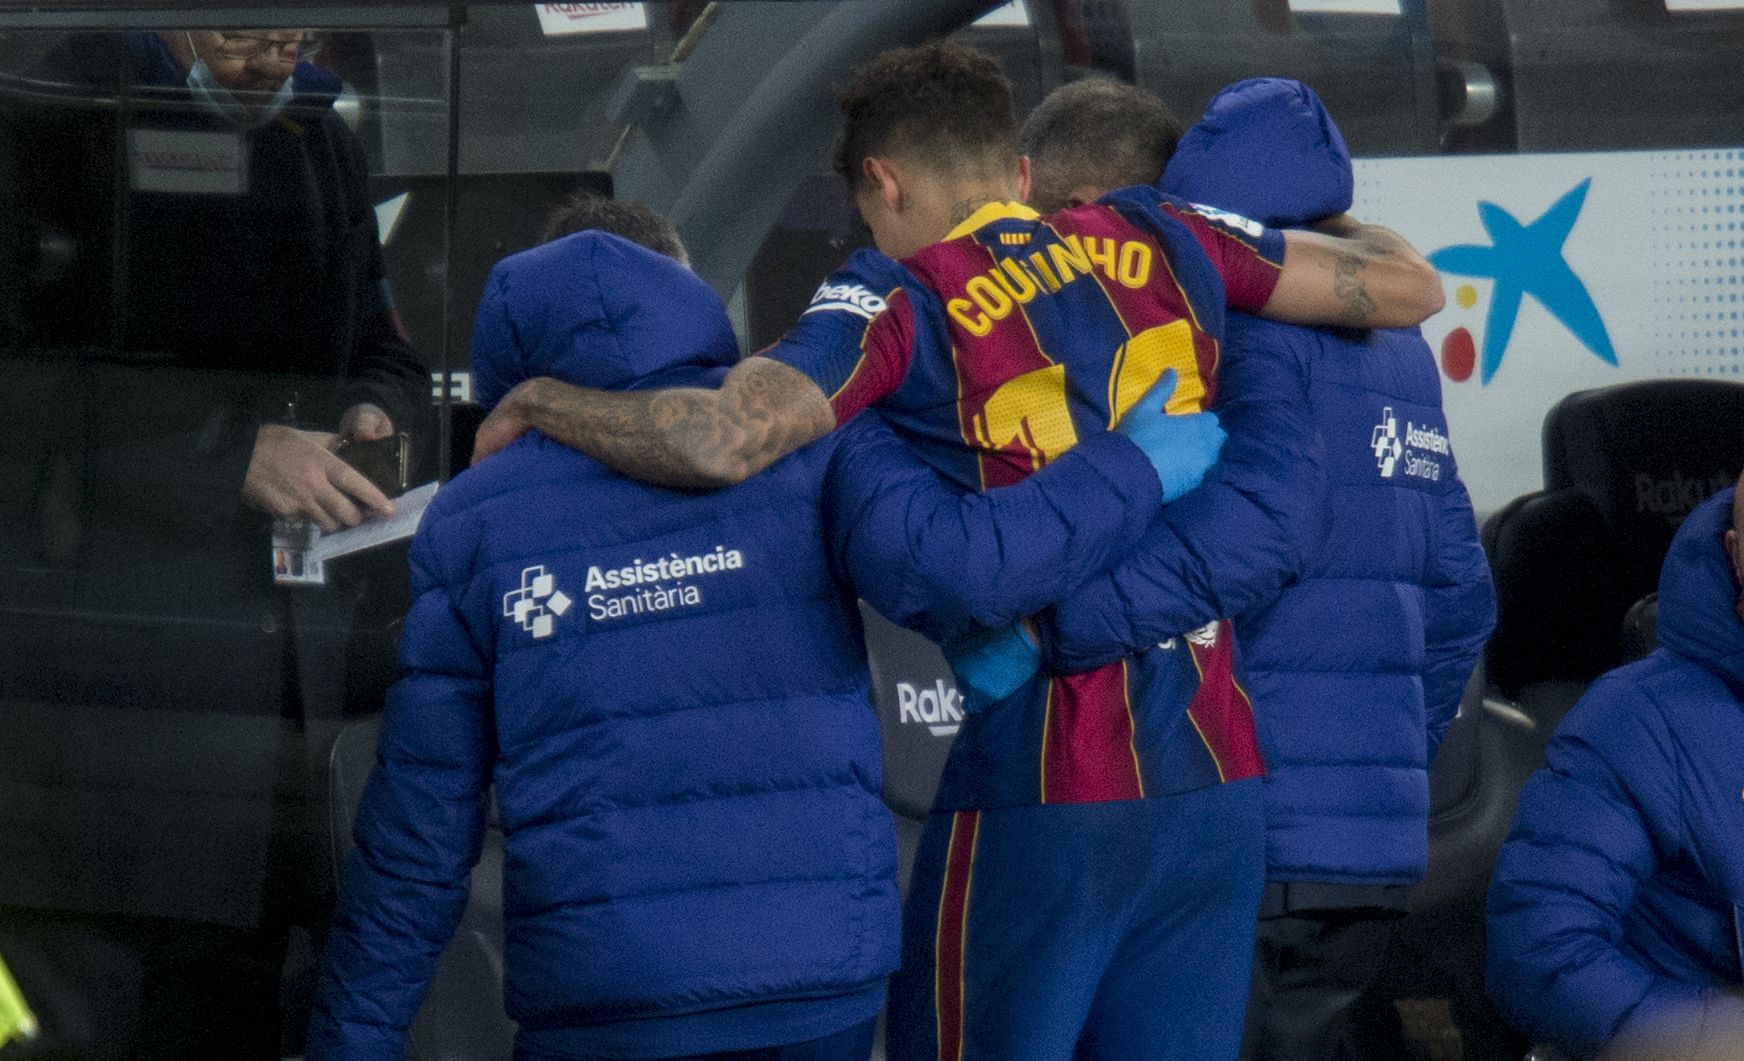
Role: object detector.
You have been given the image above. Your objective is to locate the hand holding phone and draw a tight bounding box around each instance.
[334,432,410,499]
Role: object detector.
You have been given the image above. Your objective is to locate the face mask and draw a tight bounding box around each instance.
[184,32,294,129]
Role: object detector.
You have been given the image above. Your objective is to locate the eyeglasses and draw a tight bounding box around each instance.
[205,32,320,62]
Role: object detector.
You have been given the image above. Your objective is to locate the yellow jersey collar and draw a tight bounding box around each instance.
[943,200,1040,243]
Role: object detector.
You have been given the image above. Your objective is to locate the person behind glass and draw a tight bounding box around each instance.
[1,29,424,541]
[1487,477,1744,1061]
[0,27,428,1061]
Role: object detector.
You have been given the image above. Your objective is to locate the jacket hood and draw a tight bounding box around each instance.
[1656,486,1744,693]
[1161,78,1353,228]
[471,231,739,411]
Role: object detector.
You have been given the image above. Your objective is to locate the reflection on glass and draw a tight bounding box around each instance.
[0,24,441,1059]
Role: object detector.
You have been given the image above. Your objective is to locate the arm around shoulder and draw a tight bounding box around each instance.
[1265,216,1445,329]
[825,416,1163,645]
[471,356,835,489]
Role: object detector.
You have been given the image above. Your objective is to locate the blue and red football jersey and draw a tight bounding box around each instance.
[767,187,1284,807]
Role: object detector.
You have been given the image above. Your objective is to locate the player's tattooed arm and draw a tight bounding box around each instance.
[1264,215,1444,329]
[470,356,836,488]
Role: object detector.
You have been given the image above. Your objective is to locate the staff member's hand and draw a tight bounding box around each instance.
[338,402,394,443]
[242,423,395,531]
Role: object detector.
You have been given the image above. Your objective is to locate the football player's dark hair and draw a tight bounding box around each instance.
[833,41,1017,191]
[1020,77,1182,213]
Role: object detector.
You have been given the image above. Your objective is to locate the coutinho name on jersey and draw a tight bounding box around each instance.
[947,235,1156,337]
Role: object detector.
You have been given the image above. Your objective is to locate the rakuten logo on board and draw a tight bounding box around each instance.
[535,3,648,36]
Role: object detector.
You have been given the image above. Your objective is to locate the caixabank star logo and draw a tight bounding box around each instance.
[1428,179,1617,385]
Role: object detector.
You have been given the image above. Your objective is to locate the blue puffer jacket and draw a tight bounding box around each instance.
[1050,79,1496,886]
[1487,488,1744,1060]
[308,232,1166,1061]
[307,233,899,1061]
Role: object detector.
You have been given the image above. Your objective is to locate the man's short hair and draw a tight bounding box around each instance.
[1020,77,1182,213]
[542,193,688,265]
[833,41,1017,191]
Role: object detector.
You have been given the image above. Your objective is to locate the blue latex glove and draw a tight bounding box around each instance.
[1115,368,1226,501]
[944,621,1042,714]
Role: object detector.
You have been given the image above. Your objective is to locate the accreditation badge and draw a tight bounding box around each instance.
[127,128,247,196]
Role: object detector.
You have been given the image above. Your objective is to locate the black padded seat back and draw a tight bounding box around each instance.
[860,603,960,822]
[326,716,515,1060]
[1482,489,1622,697]
[1543,380,1744,599]
[1427,668,1484,818]
[1621,593,1661,665]
[1484,380,1744,700]
[328,717,382,877]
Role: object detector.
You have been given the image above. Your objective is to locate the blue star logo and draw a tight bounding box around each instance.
[1429,179,1616,385]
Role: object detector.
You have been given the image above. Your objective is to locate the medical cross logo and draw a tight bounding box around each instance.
[503,565,573,640]
[1371,407,1403,478]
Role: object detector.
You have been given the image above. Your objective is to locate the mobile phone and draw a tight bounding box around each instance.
[335,433,410,498]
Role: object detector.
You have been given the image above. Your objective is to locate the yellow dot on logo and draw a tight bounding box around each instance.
[1456,284,1479,310]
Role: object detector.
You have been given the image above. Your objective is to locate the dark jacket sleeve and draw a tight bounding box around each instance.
[306,524,495,1061]
[823,413,1162,646]
[1037,319,1326,673]
[327,113,429,440]
[1422,474,1495,759]
[1485,689,1706,1060]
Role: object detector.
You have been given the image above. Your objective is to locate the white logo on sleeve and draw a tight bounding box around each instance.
[1371,407,1403,478]
[503,565,573,639]
[1188,203,1267,239]
[803,281,888,321]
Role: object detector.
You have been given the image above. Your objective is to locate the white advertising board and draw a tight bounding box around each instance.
[1352,148,1744,513]
[534,3,648,36]
[1288,0,1402,13]
[974,1,1031,28]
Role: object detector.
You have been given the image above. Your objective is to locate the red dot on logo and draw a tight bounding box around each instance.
[1442,327,1476,383]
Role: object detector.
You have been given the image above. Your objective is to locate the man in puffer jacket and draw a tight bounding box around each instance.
[1022,77,1497,1060]
[1487,482,1744,1061]
[306,224,1196,1061]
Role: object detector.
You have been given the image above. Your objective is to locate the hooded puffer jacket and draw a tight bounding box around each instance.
[1487,488,1744,1060]
[308,233,901,1060]
[1162,79,1495,886]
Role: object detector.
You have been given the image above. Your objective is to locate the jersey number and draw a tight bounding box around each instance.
[971,321,1203,472]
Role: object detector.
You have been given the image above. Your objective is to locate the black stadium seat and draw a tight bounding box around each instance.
[327,719,516,1061]
[1620,593,1660,664]
[1488,379,1744,705]
[860,604,961,894]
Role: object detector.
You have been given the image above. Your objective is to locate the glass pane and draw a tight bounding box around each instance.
[0,16,450,1056]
